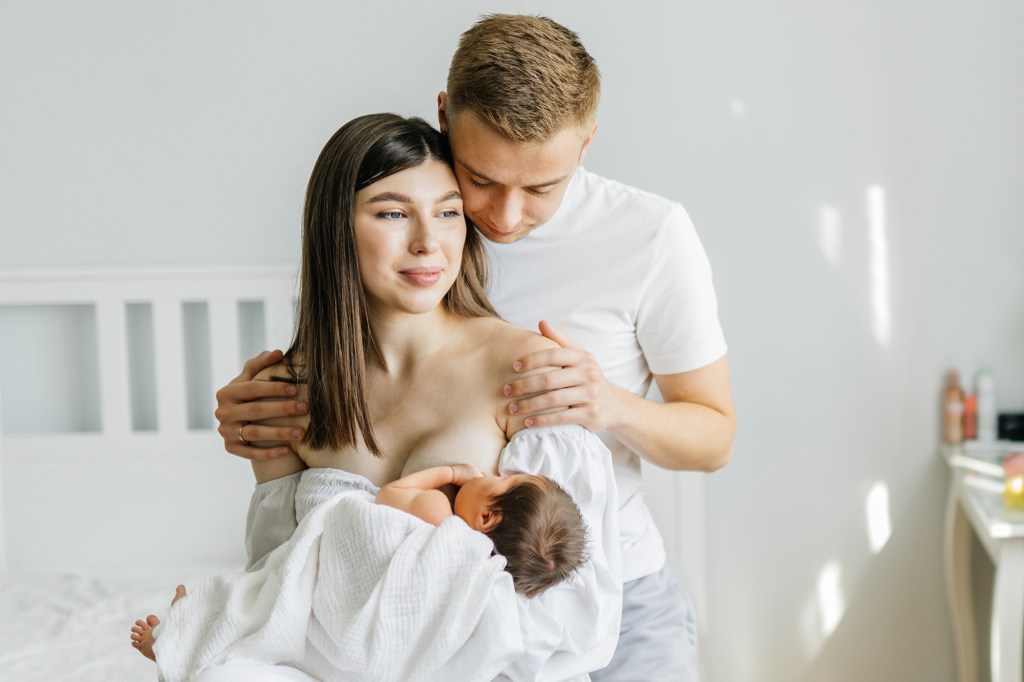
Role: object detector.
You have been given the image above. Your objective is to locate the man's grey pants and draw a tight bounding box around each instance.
[590,565,700,681]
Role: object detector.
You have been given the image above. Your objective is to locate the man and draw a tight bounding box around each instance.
[218,14,735,681]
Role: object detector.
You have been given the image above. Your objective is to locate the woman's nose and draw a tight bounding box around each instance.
[409,218,441,254]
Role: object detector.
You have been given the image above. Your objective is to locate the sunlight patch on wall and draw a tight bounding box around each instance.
[729,97,747,119]
[799,559,849,660]
[817,561,846,638]
[818,204,842,267]
[867,185,891,347]
[865,480,892,553]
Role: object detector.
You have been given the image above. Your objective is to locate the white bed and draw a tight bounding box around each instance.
[0,266,707,680]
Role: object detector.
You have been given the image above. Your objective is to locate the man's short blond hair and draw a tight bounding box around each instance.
[446,14,601,144]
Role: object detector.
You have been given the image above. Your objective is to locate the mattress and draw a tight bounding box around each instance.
[0,567,223,682]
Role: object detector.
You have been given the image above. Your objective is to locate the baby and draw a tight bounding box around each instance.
[130,463,587,661]
[375,463,588,598]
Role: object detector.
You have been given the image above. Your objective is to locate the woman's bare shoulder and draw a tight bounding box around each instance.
[467,317,559,365]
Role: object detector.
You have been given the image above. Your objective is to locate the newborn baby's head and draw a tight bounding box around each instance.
[455,474,587,597]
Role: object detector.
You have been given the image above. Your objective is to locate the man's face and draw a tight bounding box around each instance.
[440,95,595,244]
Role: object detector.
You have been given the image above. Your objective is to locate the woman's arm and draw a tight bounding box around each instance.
[248,366,309,483]
[250,449,305,484]
[241,364,307,568]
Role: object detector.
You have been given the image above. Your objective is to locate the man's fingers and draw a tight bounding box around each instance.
[239,349,284,381]
[216,398,307,426]
[512,347,587,373]
[521,406,591,429]
[239,423,304,443]
[224,442,296,461]
[510,386,593,418]
[504,367,581,398]
[218,379,298,404]
[537,320,582,350]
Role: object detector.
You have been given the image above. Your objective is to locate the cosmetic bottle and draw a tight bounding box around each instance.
[976,368,997,442]
[942,370,964,445]
[962,394,977,440]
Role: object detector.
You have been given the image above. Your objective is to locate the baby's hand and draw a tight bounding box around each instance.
[450,463,485,486]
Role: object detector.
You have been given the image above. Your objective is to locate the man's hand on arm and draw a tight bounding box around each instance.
[504,321,736,472]
[215,350,308,461]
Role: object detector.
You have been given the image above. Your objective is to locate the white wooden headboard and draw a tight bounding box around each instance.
[0,267,298,572]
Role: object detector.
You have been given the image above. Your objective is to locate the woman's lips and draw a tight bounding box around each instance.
[399,268,443,286]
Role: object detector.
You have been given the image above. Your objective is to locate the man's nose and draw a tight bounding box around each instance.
[490,192,524,232]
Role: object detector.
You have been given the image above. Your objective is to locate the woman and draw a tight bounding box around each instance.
[249,113,558,489]
[138,115,621,682]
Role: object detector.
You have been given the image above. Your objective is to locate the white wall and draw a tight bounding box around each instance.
[2,1,1023,680]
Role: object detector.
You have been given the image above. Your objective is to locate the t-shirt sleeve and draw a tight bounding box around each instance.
[497,425,623,681]
[636,204,727,375]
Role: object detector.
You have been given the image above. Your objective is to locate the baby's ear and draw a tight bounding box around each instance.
[478,508,503,533]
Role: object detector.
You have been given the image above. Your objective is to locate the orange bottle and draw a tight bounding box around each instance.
[962,394,977,440]
[942,370,964,445]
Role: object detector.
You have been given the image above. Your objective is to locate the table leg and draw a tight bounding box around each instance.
[945,480,978,682]
[990,538,1024,682]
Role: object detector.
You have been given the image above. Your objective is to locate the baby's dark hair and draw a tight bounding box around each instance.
[486,476,588,598]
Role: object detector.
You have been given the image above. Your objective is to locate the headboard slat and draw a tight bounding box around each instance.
[153,299,187,433]
[209,297,241,396]
[96,300,130,434]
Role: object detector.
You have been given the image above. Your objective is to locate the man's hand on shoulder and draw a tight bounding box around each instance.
[502,321,618,433]
[215,350,308,460]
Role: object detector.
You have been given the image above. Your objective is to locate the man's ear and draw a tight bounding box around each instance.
[478,508,503,533]
[578,120,598,164]
[438,92,449,133]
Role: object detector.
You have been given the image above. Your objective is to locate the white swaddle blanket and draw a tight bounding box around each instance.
[153,425,620,682]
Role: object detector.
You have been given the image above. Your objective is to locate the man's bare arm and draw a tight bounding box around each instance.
[504,322,735,472]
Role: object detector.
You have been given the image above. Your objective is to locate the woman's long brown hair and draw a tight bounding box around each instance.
[286,114,495,457]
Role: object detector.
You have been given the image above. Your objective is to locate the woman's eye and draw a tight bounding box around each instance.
[439,209,461,219]
[378,210,404,220]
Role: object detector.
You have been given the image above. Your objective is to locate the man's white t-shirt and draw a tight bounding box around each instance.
[484,166,727,583]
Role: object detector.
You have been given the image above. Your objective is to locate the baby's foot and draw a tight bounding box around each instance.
[130,614,159,661]
[129,585,187,661]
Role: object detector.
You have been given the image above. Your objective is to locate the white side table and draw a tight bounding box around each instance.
[944,444,1024,682]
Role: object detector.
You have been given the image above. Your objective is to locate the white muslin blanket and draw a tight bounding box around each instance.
[155,425,621,682]
[153,490,523,682]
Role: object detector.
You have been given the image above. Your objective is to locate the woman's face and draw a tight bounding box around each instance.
[353,160,466,316]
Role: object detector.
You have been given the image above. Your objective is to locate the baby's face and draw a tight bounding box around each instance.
[453,473,534,530]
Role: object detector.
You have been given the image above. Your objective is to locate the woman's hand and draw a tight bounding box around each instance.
[215,350,307,460]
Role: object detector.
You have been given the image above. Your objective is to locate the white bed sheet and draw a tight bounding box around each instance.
[0,567,224,682]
